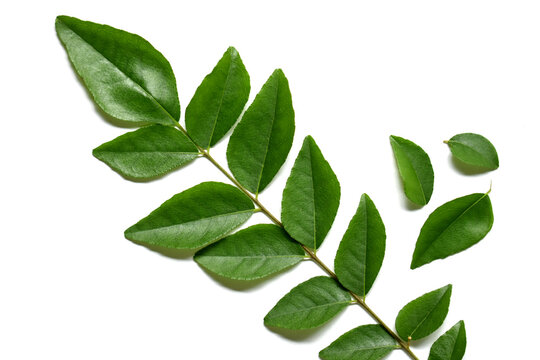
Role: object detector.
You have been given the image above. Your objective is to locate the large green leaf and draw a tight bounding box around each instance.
[389,135,434,206]
[395,284,452,341]
[411,192,494,269]
[93,125,199,179]
[264,276,351,329]
[334,194,386,297]
[124,182,255,249]
[56,16,179,125]
[446,133,499,170]
[281,136,340,249]
[194,224,305,280]
[226,69,295,194]
[428,321,466,360]
[186,47,250,148]
[319,325,398,360]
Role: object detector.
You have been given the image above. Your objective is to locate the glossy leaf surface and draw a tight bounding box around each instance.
[334,194,386,297]
[411,192,494,269]
[428,321,466,360]
[93,125,198,179]
[319,324,398,360]
[281,136,340,249]
[264,276,350,329]
[390,135,434,206]
[124,182,254,249]
[194,224,305,280]
[56,16,179,125]
[395,284,452,341]
[446,133,499,170]
[227,69,295,194]
[186,47,250,148]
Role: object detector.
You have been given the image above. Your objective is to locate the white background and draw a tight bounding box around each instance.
[1,1,539,359]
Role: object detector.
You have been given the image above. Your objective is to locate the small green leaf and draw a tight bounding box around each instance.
[194,224,305,280]
[319,324,398,360]
[428,321,467,360]
[125,182,255,249]
[93,125,199,179]
[395,284,452,341]
[264,276,351,329]
[227,69,295,194]
[389,135,434,206]
[411,192,494,269]
[446,133,499,170]
[56,16,179,125]
[186,47,250,148]
[334,194,386,297]
[281,136,340,250]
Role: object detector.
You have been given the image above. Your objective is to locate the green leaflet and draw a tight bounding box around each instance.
[389,135,434,206]
[194,224,305,280]
[226,69,295,194]
[395,284,452,341]
[56,16,179,126]
[334,194,386,297]
[264,276,351,329]
[428,321,467,360]
[446,133,499,171]
[319,324,398,360]
[411,192,494,269]
[93,125,199,179]
[186,47,250,149]
[281,136,340,249]
[124,182,255,249]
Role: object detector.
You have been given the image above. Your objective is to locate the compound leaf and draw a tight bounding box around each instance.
[428,321,467,360]
[446,133,499,171]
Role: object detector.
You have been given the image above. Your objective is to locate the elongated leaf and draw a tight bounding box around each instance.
[124,182,255,249]
[319,325,398,360]
[428,321,466,360]
[56,16,179,125]
[264,276,351,329]
[395,284,452,341]
[446,133,499,170]
[411,192,494,269]
[227,69,295,194]
[334,194,386,297]
[281,136,340,249]
[93,125,199,179]
[194,224,305,280]
[186,47,250,148]
[389,135,434,206]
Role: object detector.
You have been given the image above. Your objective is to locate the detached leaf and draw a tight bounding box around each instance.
[186,47,250,148]
[446,133,499,170]
[395,284,452,341]
[319,324,398,360]
[227,69,295,194]
[93,125,198,179]
[264,276,351,329]
[428,321,467,360]
[389,135,434,206]
[334,194,386,297]
[282,136,340,249]
[194,224,305,280]
[56,16,179,125]
[411,192,494,269]
[125,182,255,249]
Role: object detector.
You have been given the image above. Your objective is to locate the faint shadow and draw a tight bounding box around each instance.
[449,155,491,176]
[130,240,196,260]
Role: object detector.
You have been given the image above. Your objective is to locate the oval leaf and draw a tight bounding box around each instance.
[264,276,351,329]
[281,136,340,249]
[124,182,255,249]
[186,47,250,148]
[411,192,494,269]
[226,69,295,194]
[56,16,179,125]
[334,194,386,297]
[194,224,305,280]
[446,133,499,170]
[428,321,467,360]
[319,324,398,360]
[395,284,452,341]
[93,125,199,179]
[389,135,434,206]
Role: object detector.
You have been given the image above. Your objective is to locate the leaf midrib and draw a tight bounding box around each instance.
[409,289,448,338]
[392,138,427,204]
[449,140,495,167]
[268,300,351,319]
